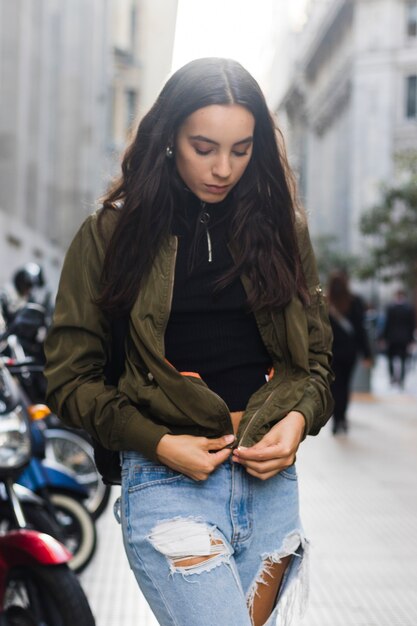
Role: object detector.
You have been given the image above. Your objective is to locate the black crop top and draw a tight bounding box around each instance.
[164,194,271,412]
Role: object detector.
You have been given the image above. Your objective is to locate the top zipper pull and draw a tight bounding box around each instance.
[199,209,212,263]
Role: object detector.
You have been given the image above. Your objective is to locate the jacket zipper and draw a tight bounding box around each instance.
[237,310,295,446]
[199,202,212,263]
[237,391,274,447]
[236,311,293,445]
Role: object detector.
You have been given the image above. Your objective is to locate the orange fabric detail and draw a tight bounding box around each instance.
[165,358,201,379]
[180,371,202,379]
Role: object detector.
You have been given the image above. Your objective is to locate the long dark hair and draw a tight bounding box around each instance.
[97,57,308,317]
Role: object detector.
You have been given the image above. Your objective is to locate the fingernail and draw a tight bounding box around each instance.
[224,434,235,444]
[237,446,248,450]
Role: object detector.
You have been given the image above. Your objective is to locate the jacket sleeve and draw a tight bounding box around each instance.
[44,213,171,460]
[291,216,334,436]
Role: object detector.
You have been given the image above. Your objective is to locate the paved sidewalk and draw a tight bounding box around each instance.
[80,355,417,625]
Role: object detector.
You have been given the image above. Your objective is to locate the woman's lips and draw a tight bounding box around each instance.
[204,184,231,195]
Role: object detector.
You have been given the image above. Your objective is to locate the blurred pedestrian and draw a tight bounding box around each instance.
[327,270,372,434]
[381,289,415,388]
[44,58,334,626]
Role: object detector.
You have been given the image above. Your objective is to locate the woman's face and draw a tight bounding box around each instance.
[175,104,255,203]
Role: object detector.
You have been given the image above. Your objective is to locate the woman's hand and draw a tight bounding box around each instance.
[156,433,235,481]
[232,411,306,480]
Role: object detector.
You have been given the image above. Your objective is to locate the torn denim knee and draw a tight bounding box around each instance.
[247,531,309,626]
[148,517,232,577]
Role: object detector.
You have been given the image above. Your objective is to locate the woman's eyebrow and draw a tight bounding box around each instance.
[189,135,253,146]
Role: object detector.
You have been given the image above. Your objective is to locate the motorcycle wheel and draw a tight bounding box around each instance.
[44,429,112,519]
[3,563,95,626]
[47,493,97,574]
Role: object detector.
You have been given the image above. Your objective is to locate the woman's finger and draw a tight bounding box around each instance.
[205,434,235,451]
[244,466,280,481]
[235,457,286,474]
[209,447,233,467]
[234,444,286,462]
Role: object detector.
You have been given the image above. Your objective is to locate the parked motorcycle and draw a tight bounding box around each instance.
[0,305,112,519]
[16,409,98,574]
[0,357,98,573]
[0,360,95,625]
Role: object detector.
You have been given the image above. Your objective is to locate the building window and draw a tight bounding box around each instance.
[406,2,417,37]
[406,75,417,118]
[126,89,137,131]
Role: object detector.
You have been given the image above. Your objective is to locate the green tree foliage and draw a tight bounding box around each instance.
[312,234,358,284]
[359,152,417,290]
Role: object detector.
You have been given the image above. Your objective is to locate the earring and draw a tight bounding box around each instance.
[165,145,174,159]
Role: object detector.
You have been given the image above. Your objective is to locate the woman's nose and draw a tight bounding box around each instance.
[212,155,232,179]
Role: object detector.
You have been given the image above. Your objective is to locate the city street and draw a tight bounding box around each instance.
[80,355,417,626]
[2,2,416,624]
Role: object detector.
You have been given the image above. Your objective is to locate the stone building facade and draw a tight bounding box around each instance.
[108,0,178,170]
[279,0,417,257]
[0,0,110,286]
[0,0,178,288]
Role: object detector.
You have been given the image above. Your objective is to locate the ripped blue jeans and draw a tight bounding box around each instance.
[116,451,308,626]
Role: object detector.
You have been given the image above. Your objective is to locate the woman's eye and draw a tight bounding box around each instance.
[195,147,212,156]
[193,145,250,157]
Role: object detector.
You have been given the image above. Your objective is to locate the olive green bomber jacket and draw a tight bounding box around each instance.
[44,208,334,461]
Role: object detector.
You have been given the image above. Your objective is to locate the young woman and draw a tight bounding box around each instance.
[44,58,334,626]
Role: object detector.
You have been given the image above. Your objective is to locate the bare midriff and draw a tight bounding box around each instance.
[230,410,244,435]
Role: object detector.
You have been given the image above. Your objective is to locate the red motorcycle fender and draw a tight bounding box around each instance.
[0,530,73,610]
[0,529,72,567]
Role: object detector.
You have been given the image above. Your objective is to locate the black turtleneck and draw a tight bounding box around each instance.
[164,193,271,412]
